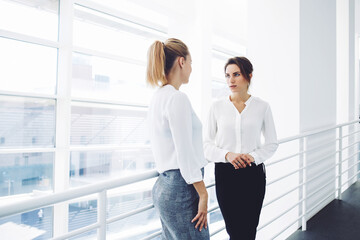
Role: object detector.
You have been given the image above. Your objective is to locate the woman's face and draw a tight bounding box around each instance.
[225,64,249,92]
[181,54,192,84]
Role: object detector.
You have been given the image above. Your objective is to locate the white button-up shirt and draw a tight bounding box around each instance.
[204,96,278,165]
[148,84,208,184]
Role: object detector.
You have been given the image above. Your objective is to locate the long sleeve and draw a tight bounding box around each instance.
[203,104,230,163]
[167,93,203,184]
[248,105,279,165]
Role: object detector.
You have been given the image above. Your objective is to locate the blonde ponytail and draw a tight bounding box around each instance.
[146,41,166,87]
[146,38,189,87]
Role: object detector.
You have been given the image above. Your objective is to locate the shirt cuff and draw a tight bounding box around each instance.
[186,176,204,184]
[222,149,231,163]
[248,151,260,165]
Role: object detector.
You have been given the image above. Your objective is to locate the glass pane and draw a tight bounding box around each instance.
[0,38,57,94]
[73,5,161,62]
[107,208,160,239]
[0,206,53,240]
[107,180,160,239]
[69,229,97,240]
[0,0,58,41]
[71,103,148,146]
[0,96,56,148]
[70,148,154,187]
[72,53,154,105]
[212,81,229,99]
[0,152,53,197]
[210,209,224,225]
[69,199,97,234]
[91,0,168,29]
[212,56,227,80]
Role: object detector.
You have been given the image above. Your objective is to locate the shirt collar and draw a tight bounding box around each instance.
[228,95,253,106]
[245,95,253,105]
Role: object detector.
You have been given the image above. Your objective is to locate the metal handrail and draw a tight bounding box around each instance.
[263,184,302,208]
[0,169,159,218]
[52,222,100,240]
[267,139,338,167]
[341,140,360,151]
[270,214,304,239]
[258,200,304,231]
[277,119,359,144]
[341,150,360,163]
[342,169,360,187]
[341,130,360,139]
[107,204,155,224]
[266,152,301,166]
[0,120,358,240]
[209,223,226,237]
[141,230,162,240]
[343,160,360,174]
[305,151,339,168]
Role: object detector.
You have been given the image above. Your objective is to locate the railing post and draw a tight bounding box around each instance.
[300,137,307,231]
[98,190,107,240]
[338,126,343,200]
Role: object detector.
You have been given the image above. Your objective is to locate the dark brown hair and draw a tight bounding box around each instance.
[224,57,253,84]
[146,38,189,87]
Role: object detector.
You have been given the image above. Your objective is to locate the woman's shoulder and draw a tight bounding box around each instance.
[166,89,191,107]
[251,96,270,107]
[210,97,228,108]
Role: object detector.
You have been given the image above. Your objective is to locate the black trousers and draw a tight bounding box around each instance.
[215,162,266,240]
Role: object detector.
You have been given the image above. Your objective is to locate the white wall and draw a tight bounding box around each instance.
[346,0,360,191]
[247,0,300,239]
[248,0,300,140]
[300,0,337,132]
[300,0,337,227]
[337,0,350,124]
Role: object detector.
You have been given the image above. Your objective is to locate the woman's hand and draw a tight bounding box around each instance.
[240,153,255,165]
[226,152,254,169]
[192,181,208,231]
[191,194,208,231]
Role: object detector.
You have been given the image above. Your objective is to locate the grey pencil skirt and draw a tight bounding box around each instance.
[152,168,209,240]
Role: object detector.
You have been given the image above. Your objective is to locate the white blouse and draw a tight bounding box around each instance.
[148,84,208,184]
[204,96,278,165]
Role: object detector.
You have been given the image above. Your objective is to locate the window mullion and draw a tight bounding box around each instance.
[53,0,74,237]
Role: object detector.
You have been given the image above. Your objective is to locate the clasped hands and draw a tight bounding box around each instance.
[225,152,254,169]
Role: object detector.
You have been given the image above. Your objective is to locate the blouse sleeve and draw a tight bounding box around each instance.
[203,103,230,163]
[167,92,203,184]
[248,105,279,165]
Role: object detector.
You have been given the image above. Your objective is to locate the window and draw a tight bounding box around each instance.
[210,38,247,99]
[0,0,58,41]
[0,96,55,148]
[0,38,57,94]
[0,1,57,238]
[71,52,152,105]
[69,4,164,192]
[0,152,53,197]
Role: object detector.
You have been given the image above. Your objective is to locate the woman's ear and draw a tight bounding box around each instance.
[178,56,185,68]
[249,73,253,79]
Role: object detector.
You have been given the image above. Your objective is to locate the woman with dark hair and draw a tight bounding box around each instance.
[147,38,209,240]
[204,57,278,239]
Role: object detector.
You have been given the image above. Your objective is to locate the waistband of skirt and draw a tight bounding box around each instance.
[158,168,204,185]
[215,162,263,167]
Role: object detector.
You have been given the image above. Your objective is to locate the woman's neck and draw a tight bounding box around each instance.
[166,73,182,90]
[230,92,251,103]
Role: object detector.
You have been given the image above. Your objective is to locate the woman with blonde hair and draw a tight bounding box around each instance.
[147,38,209,240]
